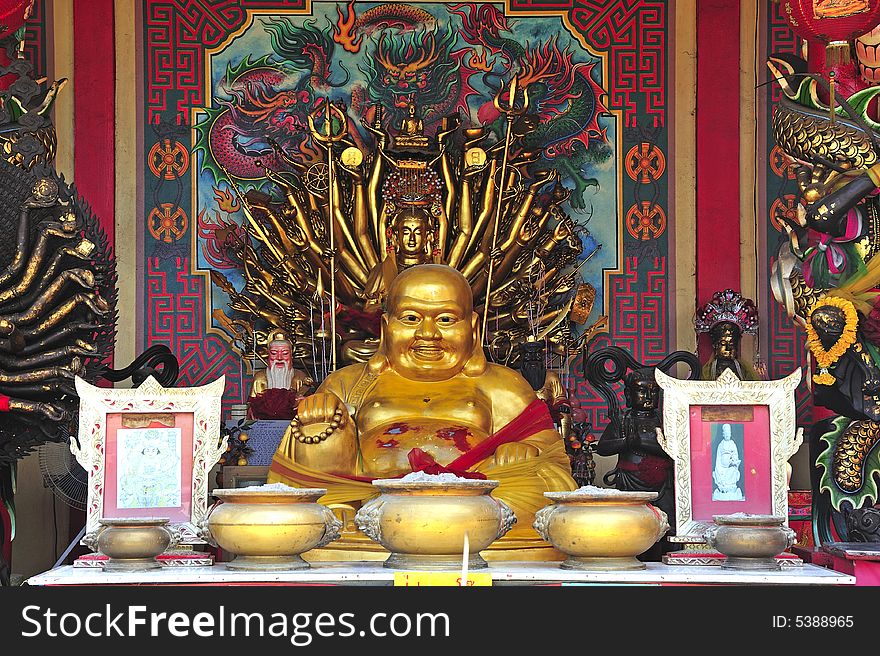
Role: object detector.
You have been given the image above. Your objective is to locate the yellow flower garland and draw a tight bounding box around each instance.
[805,296,859,385]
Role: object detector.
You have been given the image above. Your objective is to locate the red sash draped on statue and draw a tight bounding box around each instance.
[407,399,554,478]
[269,398,554,483]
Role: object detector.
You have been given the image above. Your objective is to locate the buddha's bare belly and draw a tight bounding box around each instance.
[359,419,489,478]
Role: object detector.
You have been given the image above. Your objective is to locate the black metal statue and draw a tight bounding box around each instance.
[586,346,700,559]
[0,33,182,584]
[516,337,597,485]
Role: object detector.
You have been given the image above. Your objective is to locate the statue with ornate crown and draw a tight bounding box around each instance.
[267,264,576,558]
[695,290,762,381]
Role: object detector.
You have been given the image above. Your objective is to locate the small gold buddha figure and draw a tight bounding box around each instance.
[365,207,434,311]
[393,102,429,149]
[268,264,575,553]
[249,331,314,398]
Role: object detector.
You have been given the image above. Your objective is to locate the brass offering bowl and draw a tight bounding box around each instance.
[354,478,516,570]
[204,487,342,570]
[96,518,175,572]
[533,489,669,571]
[704,514,796,570]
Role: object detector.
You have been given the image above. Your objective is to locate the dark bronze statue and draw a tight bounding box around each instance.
[0,33,184,583]
[586,345,700,559]
[517,338,592,483]
[695,289,761,380]
[809,302,880,422]
[766,55,880,546]
[806,298,880,544]
[597,368,668,492]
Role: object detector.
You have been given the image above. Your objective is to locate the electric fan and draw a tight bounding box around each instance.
[37,439,87,512]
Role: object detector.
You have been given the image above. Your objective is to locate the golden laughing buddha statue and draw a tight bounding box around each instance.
[267,264,576,557]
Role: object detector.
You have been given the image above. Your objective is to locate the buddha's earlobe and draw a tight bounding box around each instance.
[463,312,488,376]
[367,316,391,375]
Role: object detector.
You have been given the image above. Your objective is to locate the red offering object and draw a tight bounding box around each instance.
[778,0,880,65]
[788,489,814,548]
[248,388,300,420]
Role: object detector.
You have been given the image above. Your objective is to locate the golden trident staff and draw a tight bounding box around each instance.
[482,75,530,346]
[308,98,349,371]
[220,164,287,265]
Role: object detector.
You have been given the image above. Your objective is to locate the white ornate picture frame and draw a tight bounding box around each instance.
[655,368,803,542]
[72,375,226,545]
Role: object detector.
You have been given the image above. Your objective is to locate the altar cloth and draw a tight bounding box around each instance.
[25,562,854,586]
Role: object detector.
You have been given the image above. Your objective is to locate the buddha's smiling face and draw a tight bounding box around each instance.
[383,265,477,381]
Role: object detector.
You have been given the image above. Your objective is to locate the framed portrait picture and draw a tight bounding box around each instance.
[655,368,803,541]
[72,375,226,545]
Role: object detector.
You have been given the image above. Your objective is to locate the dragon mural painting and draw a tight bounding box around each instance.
[198,2,611,205]
[193,2,616,379]
[767,35,880,542]
[448,3,611,210]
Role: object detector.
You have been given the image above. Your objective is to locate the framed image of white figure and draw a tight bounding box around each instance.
[711,422,745,502]
[655,369,803,540]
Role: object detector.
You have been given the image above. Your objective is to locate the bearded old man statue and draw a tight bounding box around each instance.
[248,331,314,420]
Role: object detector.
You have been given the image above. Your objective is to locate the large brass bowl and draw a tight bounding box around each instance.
[533,489,669,570]
[95,518,175,572]
[204,487,341,570]
[354,478,516,570]
[705,514,796,570]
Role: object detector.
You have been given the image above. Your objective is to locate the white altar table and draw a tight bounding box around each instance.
[26,561,854,586]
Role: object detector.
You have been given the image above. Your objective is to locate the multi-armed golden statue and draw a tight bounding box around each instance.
[212,78,600,374]
[212,82,606,558]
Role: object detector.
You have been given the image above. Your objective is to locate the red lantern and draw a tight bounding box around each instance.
[778,0,880,66]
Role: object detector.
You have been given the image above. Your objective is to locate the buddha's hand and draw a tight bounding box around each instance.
[494,442,539,465]
[296,392,350,428]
